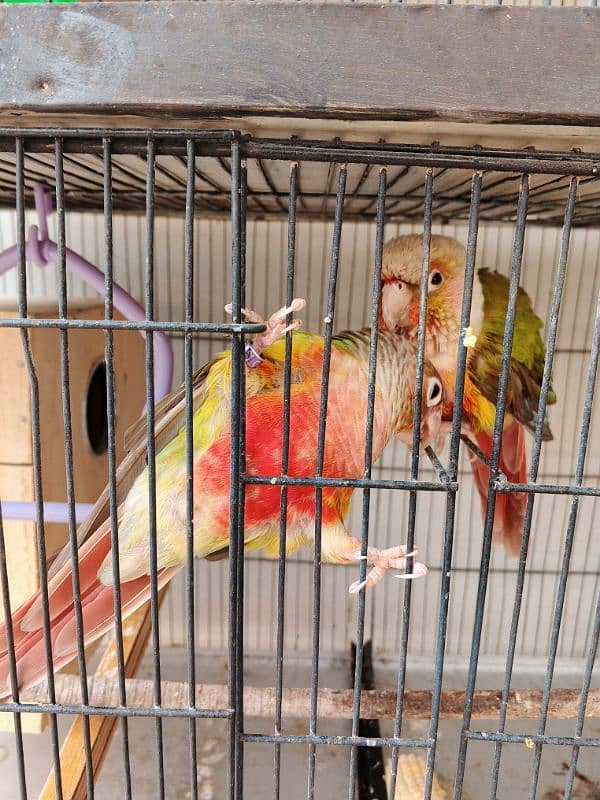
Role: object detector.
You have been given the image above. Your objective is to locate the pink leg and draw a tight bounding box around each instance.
[348,545,428,595]
[225,298,306,360]
[318,525,428,594]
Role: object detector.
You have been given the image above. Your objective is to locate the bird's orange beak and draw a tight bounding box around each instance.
[380,279,416,332]
[419,405,443,450]
[395,408,441,451]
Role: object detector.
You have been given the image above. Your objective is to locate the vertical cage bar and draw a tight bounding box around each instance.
[347,167,386,799]
[144,134,165,800]
[564,585,600,797]
[15,135,64,800]
[234,159,248,800]
[388,168,434,800]
[453,174,530,800]
[0,511,28,800]
[528,270,600,800]
[228,137,244,800]
[423,172,482,800]
[488,177,577,799]
[102,136,134,800]
[272,162,298,800]
[306,165,347,800]
[54,136,95,800]
[184,137,198,800]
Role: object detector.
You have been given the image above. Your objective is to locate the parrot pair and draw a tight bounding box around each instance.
[0,304,444,700]
[378,233,555,556]
[0,230,554,701]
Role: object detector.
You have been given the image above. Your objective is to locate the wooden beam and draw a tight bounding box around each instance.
[22,678,600,722]
[0,4,599,125]
[38,601,155,800]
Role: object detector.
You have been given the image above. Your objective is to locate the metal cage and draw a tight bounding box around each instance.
[0,128,597,800]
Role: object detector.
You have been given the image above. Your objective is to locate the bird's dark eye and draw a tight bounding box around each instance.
[426,377,443,406]
[430,271,443,287]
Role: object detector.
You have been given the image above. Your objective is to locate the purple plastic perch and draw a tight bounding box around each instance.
[0,184,174,526]
[1,501,94,525]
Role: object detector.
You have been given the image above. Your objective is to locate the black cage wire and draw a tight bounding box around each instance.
[0,129,598,800]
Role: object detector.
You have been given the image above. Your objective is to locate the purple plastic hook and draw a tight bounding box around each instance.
[0,184,175,525]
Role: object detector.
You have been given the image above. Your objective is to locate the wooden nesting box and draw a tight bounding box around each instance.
[0,298,147,730]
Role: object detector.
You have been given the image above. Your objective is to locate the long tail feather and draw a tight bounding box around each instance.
[0,596,39,655]
[0,514,179,701]
[468,421,528,557]
[21,523,113,636]
[0,512,115,660]
[0,360,203,702]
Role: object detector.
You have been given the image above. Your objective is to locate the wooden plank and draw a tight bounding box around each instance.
[0,313,32,464]
[0,4,599,125]
[32,304,146,562]
[387,753,451,800]
[0,466,39,618]
[22,678,600,722]
[2,115,600,157]
[0,709,46,735]
[0,466,46,732]
[38,601,154,800]
[0,301,146,739]
[0,299,145,561]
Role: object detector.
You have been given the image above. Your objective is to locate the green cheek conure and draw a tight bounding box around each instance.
[0,301,444,699]
[378,234,555,557]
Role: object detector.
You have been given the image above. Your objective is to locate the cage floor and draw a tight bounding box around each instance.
[1,651,599,799]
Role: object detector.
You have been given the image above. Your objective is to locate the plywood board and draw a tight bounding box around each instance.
[1,4,600,125]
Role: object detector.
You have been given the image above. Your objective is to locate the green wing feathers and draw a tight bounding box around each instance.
[469,268,556,440]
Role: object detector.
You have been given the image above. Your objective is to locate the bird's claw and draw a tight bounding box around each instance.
[348,545,427,594]
[394,565,429,580]
[225,298,306,360]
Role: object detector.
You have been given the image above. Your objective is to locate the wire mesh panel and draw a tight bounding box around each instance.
[2,137,600,227]
[0,130,598,800]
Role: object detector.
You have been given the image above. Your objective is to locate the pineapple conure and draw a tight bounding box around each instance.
[378,234,555,556]
[0,300,444,700]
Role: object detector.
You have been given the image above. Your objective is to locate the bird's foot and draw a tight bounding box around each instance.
[348,545,427,594]
[225,298,306,364]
